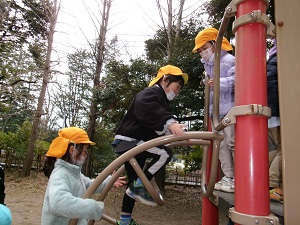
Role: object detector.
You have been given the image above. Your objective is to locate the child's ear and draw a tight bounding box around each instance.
[69,145,75,155]
[162,76,169,85]
[162,75,167,82]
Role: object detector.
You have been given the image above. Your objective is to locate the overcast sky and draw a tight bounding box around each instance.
[53,0,206,65]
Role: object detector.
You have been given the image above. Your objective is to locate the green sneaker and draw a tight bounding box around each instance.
[116,219,141,225]
[125,181,157,207]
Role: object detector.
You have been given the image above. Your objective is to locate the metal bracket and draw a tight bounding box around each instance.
[226,0,269,17]
[226,0,247,17]
[229,207,280,225]
[221,104,271,127]
[232,10,275,37]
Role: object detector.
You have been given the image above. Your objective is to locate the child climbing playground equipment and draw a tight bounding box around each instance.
[69,0,300,224]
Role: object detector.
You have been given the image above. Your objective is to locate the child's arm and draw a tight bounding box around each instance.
[112,171,126,188]
[167,122,187,136]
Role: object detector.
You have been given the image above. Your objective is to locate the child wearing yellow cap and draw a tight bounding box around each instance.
[112,65,188,225]
[41,127,126,225]
[193,28,235,193]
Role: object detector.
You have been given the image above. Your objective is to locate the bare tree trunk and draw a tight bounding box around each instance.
[0,0,11,27]
[167,0,172,60]
[175,0,185,41]
[21,0,60,177]
[156,0,185,62]
[83,0,112,176]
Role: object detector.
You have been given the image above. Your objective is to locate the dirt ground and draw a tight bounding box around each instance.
[5,171,229,225]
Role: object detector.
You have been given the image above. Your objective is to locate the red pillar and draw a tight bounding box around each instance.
[235,0,269,222]
[202,119,219,225]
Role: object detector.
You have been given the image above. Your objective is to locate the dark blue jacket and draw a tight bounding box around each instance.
[267,53,279,117]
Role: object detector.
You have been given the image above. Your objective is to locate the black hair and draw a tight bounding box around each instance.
[157,74,185,88]
[43,143,85,178]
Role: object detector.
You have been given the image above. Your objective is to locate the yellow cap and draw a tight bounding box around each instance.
[192,27,233,53]
[148,65,189,87]
[46,127,95,158]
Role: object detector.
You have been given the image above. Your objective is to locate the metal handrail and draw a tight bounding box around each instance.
[212,8,232,132]
[203,72,210,132]
[68,131,223,225]
[200,72,224,197]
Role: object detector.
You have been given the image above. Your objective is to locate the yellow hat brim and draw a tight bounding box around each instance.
[148,73,188,87]
[192,27,233,53]
[192,38,233,53]
[148,65,189,87]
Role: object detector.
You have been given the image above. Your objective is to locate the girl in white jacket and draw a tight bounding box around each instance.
[41,127,125,225]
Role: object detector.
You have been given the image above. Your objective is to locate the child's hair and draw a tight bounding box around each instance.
[43,143,86,178]
[160,74,185,88]
[211,40,234,55]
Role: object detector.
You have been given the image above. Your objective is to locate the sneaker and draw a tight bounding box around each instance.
[214,176,227,190]
[117,219,140,225]
[270,187,283,203]
[126,181,157,207]
[214,176,234,193]
[220,178,234,193]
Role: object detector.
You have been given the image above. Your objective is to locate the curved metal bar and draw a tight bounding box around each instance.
[212,9,232,132]
[200,69,223,198]
[69,131,223,225]
[85,132,222,197]
[203,72,210,132]
[99,214,117,225]
[201,139,221,197]
[201,145,209,194]
[93,166,125,225]
[86,167,125,225]
[128,158,165,206]
[166,139,210,148]
[97,166,126,201]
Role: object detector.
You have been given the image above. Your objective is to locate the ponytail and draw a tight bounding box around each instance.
[43,143,72,178]
[43,143,85,178]
[43,157,56,178]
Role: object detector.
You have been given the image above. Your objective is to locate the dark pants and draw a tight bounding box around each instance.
[120,145,173,213]
[0,166,5,205]
[227,218,234,225]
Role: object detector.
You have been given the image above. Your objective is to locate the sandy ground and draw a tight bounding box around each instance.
[4,171,229,225]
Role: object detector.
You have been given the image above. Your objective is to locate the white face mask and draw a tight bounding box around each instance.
[200,46,214,61]
[71,146,86,166]
[74,156,86,166]
[166,89,176,101]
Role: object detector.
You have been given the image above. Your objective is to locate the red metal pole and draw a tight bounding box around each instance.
[202,119,219,225]
[235,0,269,222]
